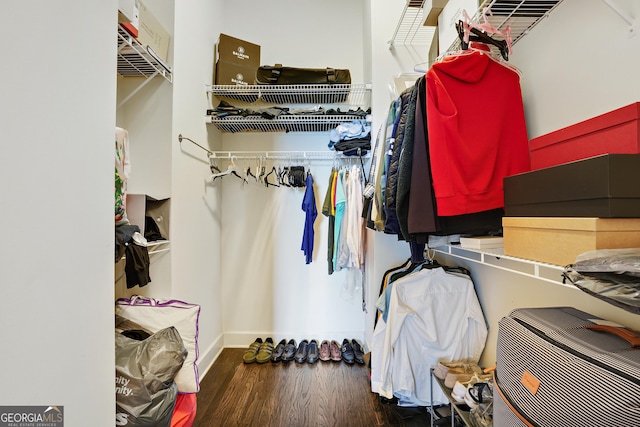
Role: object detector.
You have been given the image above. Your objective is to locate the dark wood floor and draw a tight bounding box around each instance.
[193,348,433,427]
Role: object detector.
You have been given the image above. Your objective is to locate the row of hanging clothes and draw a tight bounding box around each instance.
[205,153,368,292]
[368,9,525,408]
[370,255,488,407]
[321,162,367,310]
[178,134,371,279]
[363,10,531,247]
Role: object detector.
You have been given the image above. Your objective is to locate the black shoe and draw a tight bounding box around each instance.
[271,339,287,362]
[282,339,297,363]
[295,340,309,364]
[351,339,365,364]
[307,340,319,364]
[341,338,355,364]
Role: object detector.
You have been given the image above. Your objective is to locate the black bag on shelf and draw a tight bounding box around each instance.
[256,64,351,103]
[332,137,371,156]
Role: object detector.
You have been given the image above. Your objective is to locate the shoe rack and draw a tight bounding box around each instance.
[429,368,474,427]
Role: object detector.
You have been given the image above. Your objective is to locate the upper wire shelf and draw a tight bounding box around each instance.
[117,24,172,82]
[446,0,565,54]
[390,0,437,47]
[390,0,565,50]
[206,114,368,133]
[207,83,371,106]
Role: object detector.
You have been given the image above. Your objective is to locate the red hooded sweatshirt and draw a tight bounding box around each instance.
[426,46,530,216]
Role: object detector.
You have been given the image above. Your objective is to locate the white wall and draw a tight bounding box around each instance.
[513,0,640,138]
[171,0,226,376]
[0,1,115,425]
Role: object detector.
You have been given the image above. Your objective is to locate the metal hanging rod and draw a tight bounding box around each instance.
[178,134,213,155]
[208,151,365,161]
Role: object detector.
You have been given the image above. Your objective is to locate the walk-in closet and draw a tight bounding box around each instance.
[4,0,640,426]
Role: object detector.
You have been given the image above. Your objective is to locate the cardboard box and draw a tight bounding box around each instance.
[423,0,449,26]
[504,154,640,217]
[126,194,170,240]
[215,59,257,86]
[137,1,170,62]
[216,33,260,68]
[503,217,640,266]
[529,102,640,170]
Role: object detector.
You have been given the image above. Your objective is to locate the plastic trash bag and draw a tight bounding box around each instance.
[563,248,640,315]
[115,326,187,427]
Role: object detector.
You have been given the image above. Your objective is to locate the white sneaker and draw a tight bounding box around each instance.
[451,380,468,403]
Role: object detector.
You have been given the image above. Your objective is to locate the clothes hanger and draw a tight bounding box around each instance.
[444,19,521,78]
[246,164,257,182]
[278,165,291,187]
[209,157,221,174]
[456,19,509,61]
[264,166,280,188]
[258,157,267,184]
[209,157,247,183]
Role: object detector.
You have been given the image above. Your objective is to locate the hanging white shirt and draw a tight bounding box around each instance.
[337,165,363,270]
[371,266,487,406]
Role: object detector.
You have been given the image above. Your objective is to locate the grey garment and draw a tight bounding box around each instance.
[373,98,400,232]
[384,86,413,235]
[396,78,421,241]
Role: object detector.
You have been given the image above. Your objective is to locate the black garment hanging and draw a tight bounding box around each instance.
[125,243,151,288]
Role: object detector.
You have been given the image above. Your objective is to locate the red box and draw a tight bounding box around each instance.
[529,102,640,170]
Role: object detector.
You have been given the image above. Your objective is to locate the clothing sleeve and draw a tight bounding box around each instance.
[301,173,317,264]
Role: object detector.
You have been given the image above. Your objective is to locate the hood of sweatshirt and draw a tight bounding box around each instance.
[436,45,492,84]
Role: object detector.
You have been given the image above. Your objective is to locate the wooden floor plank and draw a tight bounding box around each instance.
[193,348,433,427]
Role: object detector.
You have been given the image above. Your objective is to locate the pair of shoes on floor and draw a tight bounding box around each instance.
[256,337,274,363]
[319,340,342,362]
[294,339,320,364]
[243,338,263,363]
[341,338,365,364]
[271,339,287,362]
[281,339,297,363]
[243,337,275,364]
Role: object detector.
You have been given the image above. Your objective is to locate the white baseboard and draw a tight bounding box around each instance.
[222,331,366,348]
[196,333,224,380]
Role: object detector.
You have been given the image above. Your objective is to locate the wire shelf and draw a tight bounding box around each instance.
[117,25,172,82]
[447,0,565,53]
[207,83,371,106]
[390,0,565,51]
[206,114,366,133]
[390,0,437,47]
